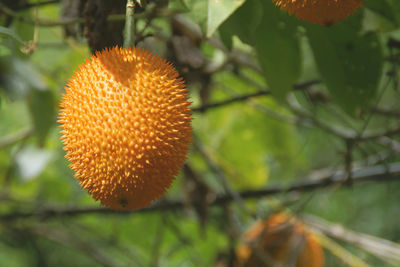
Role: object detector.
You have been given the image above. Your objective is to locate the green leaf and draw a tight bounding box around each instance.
[169,0,189,11]
[192,71,299,189]
[253,1,301,100]
[0,26,24,44]
[0,57,46,100]
[364,0,398,25]
[218,0,263,50]
[392,0,400,24]
[220,1,300,100]
[183,0,208,33]
[12,11,35,44]
[183,0,248,38]
[206,0,245,38]
[27,89,55,146]
[306,18,383,114]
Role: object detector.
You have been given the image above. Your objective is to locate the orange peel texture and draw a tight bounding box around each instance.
[236,213,324,267]
[59,46,192,210]
[273,0,363,25]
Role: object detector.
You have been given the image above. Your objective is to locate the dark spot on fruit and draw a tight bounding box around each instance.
[120,198,127,207]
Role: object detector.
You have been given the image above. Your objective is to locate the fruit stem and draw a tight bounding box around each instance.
[124,0,135,48]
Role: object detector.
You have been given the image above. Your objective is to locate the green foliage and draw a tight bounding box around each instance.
[181,0,246,38]
[219,0,386,111]
[220,0,301,100]
[0,26,23,45]
[254,1,301,101]
[27,89,55,146]
[182,0,208,32]
[169,0,190,11]
[219,0,262,50]
[364,0,399,26]
[207,0,245,38]
[306,18,383,114]
[0,0,400,266]
[0,57,46,99]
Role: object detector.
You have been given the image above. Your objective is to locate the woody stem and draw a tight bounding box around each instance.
[123,0,135,48]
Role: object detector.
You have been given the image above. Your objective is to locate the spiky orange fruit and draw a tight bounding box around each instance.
[273,0,363,25]
[59,46,192,210]
[236,213,324,267]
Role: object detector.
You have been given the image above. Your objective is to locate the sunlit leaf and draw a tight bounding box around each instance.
[15,146,52,181]
[218,0,262,50]
[207,0,245,38]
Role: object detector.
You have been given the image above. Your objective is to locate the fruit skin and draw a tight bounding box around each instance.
[58,46,192,210]
[236,213,324,267]
[273,0,363,25]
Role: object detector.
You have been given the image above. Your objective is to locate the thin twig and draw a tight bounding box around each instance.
[0,128,33,149]
[287,95,357,139]
[370,107,400,117]
[192,90,271,112]
[32,225,122,267]
[344,139,354,184]
[193,135,253,216]
[192,80,321,113]
[355,76,392,142]
[287,95,400,141]
[149,215,165,267]
[305,215,400,265]
[15,0,59,10]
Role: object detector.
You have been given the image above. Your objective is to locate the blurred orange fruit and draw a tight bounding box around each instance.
[236,213,324,267]
[273,0,363,25]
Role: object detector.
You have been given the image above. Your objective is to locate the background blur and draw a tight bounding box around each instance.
[1,0,400,266]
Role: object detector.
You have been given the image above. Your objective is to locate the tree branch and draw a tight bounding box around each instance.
[192,80,321,113]
[7,0,59,10]
[1,163,399,221]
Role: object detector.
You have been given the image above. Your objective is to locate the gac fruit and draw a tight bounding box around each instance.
[236,213,324,267]
[273,0,363,25]
[59,46,192,210]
